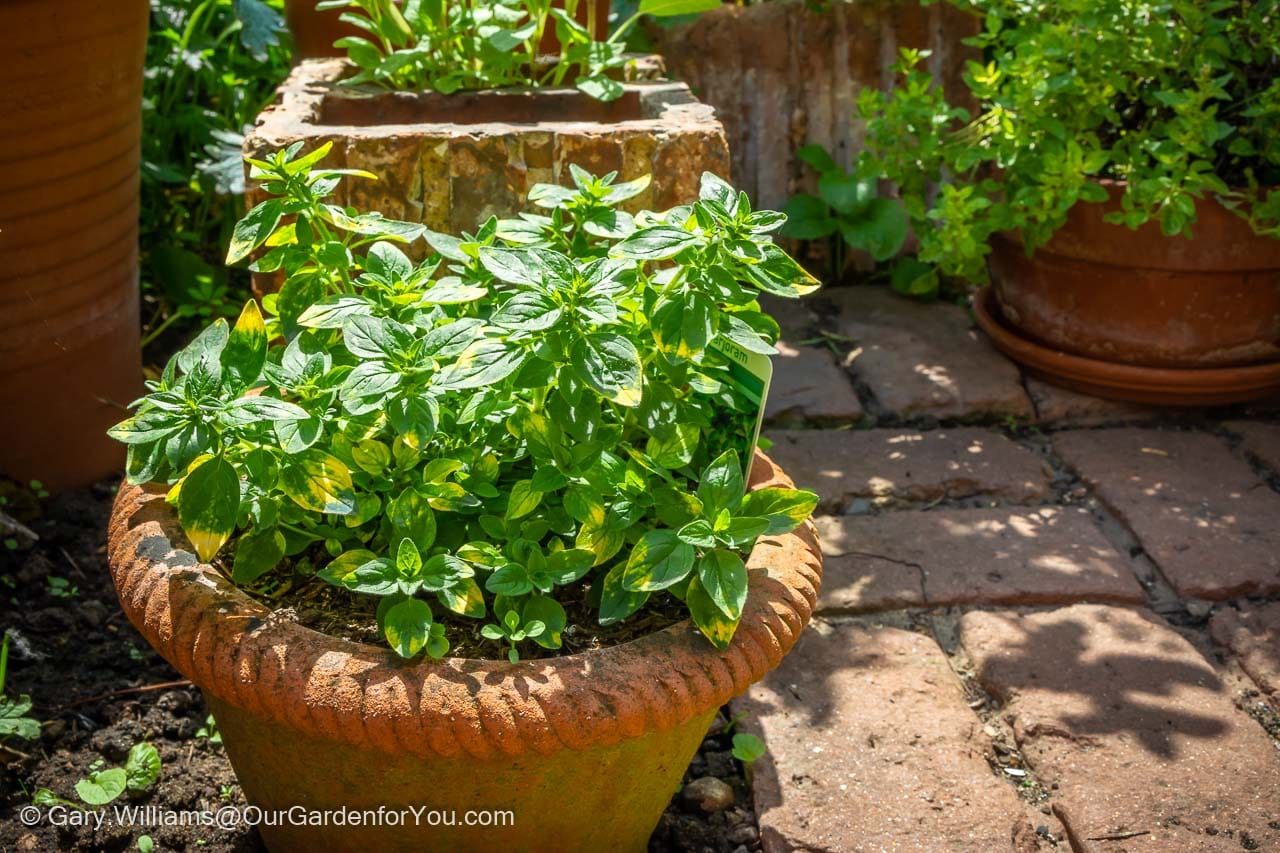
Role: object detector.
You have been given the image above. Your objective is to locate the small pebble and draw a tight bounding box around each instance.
[681,776,735,814]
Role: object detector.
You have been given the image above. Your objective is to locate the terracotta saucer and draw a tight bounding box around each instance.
[972,286,1280,406]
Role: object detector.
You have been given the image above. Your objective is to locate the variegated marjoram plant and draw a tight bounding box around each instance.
[110,143,820,661]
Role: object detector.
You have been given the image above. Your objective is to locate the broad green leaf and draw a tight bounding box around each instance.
[677,519,716,548]
[545,548,595,585]
[620,530,696,592]
[317,549,377,587]
[280,450,355,515]
[124,742,161,792]
[0,696,39,740]
[227,199,284,265]
[389,489,437,551]
[380,597,433,659]
[572,333,642,407]
[686,574,737,649]
[505,480,542,520]
[438,577,486,618]
[739,487,819,535]
[486,563,534,596]
[220,396,310,427]
[598,563,649,625]
[697,549,748,619]
[522,596,567,649]
[795,143,838,174]
[76,768,127,806]
[780,193,837,240]
[396,537,422,578]
[697,450,745,517]
[177,456,240,562]
[818,173,874,217]
[840,198,908,261]
[436,339,526,390]
[231,527,286,583]
[221,300,268,387]
[612,225,698,260]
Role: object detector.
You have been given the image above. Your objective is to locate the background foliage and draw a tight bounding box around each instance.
[141,0,294,350]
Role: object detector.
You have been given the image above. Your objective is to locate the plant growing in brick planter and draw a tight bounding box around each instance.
[106,146,822,850]
[247,0,729,283]
[860,0,1280,405]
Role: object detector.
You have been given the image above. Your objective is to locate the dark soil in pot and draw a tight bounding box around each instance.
[0,481,765,853]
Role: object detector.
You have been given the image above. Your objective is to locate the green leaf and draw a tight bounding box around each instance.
[438,577,486,618]
[221,300,268,388]
[76,768,127,806]
[380,597,433,659]
[177,456,240,562]
[686,574,737,649]
[436,339,527,390]
[599,563,649,625]
[227,199,284,265]
[795,144,838,174]
[231,527,286,583]
[818,173,874,217]
[697,450,744,518]
[612,225,698,260]
[731,732,767,763]
[572,333,643,407]
[840,198,908,261]
[279,450,355,515]
[233,0,284,59]
[739,487,818,534]
[395,537,422,578]
[697,549,748,619]
[779,194,836,240]
[220,396,310,427]
[389,489,437,551]
[506,480,543,520]
[486,563,534,596]
[620,530,696,591]
[0,696,39,740]
[317,549,377,587]
[677,519,717,548]
[545,548,595,585]
[638,0,720,16]
[522,596,567,649]
[124,742,161,792]
[577,74,624,102]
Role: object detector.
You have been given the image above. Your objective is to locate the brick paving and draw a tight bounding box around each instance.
[737,288,1280,853]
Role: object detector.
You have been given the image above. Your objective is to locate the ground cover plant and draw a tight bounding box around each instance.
[858,0,1280,286]
[109,144,819,661]
[141,0,293,348]
[320,0,720,100]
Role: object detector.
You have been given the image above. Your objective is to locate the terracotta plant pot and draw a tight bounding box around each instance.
[107,452,821,852]
[0,0,147,491]
[284,0,610,60]
[988,181,1280,370]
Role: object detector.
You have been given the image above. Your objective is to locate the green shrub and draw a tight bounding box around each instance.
[858,0,1280,285]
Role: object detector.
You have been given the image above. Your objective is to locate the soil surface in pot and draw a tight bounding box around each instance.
[0,480,763,852]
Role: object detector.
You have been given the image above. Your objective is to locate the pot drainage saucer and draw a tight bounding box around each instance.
[972,286,1280,406]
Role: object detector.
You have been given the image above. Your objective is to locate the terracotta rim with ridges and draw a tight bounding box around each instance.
[107,452,822,762]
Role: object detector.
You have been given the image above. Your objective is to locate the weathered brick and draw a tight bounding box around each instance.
[962,605,1280,852]
[1025,378,1161,427]
[1054,428,1280,599]
[765,342,864,426]
[735,620,1050,853]
[1223,420,1280,474]
[244,57,726,237]
[1210,601,1280,698]
[815,507,1143,614]
[831,287,1033,420]
[766,427,1050,511]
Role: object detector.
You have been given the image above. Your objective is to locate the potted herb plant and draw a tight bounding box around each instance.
[858,0,1280,404]
[247,0,727,263]
[106,145,822,850]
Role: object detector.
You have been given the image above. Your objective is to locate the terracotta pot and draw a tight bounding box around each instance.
[284,0,610,60]
[988,181,1280,370]
[0,0,147,491]
[107,452,821,852]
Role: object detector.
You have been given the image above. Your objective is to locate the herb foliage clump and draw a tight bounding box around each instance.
[111,144,819,660]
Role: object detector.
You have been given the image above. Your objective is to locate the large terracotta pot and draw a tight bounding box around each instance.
[0,0,147,491]
[284,0,610,59]
[107,452,821,852]
[988,181,1280,369]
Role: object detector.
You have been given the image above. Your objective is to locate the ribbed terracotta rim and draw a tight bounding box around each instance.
[973,286,1280,405]
[107,451,822,761]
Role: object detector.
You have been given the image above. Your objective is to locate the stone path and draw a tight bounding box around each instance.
[739,288,1280,853]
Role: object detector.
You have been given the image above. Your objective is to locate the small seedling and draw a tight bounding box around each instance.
[731,732,767,765]
[0,633,39,743]
[45,576,78,599]
[195,714,222,746]
[74,742,162,806]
